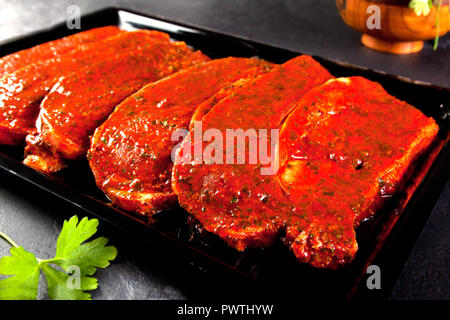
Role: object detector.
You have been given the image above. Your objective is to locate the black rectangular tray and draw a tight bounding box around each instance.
[0,8,449,300]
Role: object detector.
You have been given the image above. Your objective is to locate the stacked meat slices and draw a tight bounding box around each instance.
[172,74,438,268]
[0,27,439,269]
[23,33,209,172]
[88,58,273,214]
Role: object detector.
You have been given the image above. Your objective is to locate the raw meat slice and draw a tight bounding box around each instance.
[88,58,273,215]
[23,40,209,173]
[0,26,121,77]
[277,77,439,268]
[0,30,170,145]
[189,76,262,130]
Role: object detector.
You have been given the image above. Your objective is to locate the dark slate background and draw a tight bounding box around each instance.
[0,0,448,300]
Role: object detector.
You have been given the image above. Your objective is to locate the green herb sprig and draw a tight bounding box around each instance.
[409,0,443,50]
[0,215,117,300]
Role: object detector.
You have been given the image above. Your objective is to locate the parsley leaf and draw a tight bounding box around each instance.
[0,215,117,300]
[0,246,40,300]
[53,217,117,275]
[41,263,95,300]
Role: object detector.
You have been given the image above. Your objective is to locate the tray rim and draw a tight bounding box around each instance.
[0,6,449,300]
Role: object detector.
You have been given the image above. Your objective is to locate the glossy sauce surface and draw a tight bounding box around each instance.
[0,26,121,78]
[278,77,439,267]
[172,62,438,269]
[23,38,209,173]
[89,58,273,215]
[172,55,333,254]
[0,30,170,145]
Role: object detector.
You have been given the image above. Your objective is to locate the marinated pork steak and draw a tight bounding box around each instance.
[89,58,273,216]
[0,30,170,146]
[188,76,263,131]
[0,26,121,77]
[23,40,209,173]
[277,77,439,268]
[171,55,333,251]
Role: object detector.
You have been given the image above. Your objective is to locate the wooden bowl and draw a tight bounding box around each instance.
[336,0,450,54]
